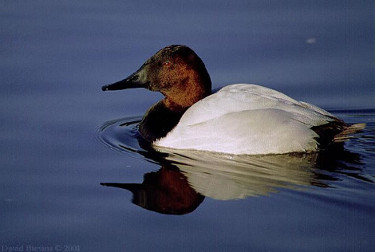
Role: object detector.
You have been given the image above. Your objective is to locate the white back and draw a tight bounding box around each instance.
[155,84,336,154]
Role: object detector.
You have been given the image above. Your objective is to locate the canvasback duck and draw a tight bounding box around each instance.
[102,45,365,155]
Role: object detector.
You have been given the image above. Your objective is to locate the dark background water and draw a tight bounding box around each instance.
[1,1,374,251]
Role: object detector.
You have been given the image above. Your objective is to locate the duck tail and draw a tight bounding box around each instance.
[333,123,366,142]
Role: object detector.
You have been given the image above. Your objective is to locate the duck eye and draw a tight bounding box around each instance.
[163,61,172,67]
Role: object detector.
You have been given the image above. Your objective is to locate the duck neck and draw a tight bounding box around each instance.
[139,100,187,142]
[163,96,194,113]
[162,76,211,112]
[139,79,211,142]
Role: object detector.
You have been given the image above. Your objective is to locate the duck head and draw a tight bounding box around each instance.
[102,45,212,110]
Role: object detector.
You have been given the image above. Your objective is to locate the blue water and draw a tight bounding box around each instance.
[1,1,374,251]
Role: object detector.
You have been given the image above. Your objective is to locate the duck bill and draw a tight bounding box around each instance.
[102,68,148,91]
[100,182,142,193]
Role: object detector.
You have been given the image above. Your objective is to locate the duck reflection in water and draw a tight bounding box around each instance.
[100,119,365,215]
[101,165,204,215]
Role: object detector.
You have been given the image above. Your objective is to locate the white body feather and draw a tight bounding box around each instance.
[154,84,336,155]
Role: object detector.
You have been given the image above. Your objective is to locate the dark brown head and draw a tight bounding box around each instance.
[102,45,212,110]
